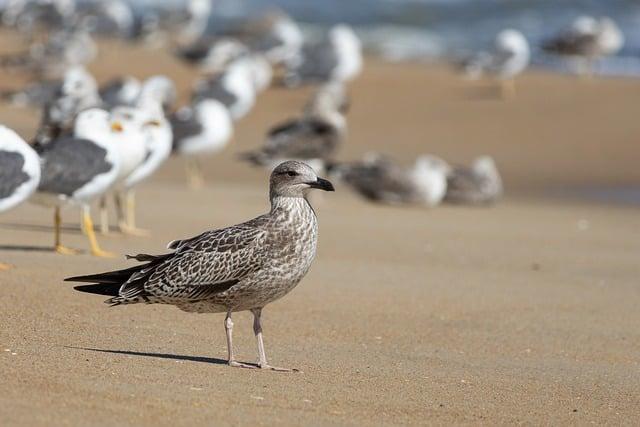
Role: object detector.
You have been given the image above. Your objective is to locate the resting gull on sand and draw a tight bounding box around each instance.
[329,153,450,206]
[67,161,335,371]
[0,125,40,270]
[445,156,503,205]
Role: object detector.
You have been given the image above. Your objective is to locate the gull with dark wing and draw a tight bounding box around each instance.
[0,125,41,271]
[67,161,335,371]
[283,24,362,87]
[240,84,346,172]
[191,58,257,120]
[99,76,142,109]
[542,16,624,76]
[32,108,122,257]
[444,156,502,205]
[329,153,450,206]
[34,66,101,145]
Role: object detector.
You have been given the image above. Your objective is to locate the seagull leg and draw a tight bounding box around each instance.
[115,191,148,237]
[0,262,13,271]
[186,158,205,189]
[224,312,256,369]
[82,206,115,258]
[99,196,110,235]
[54,207,78,255]
[252,308,299,372]
[123,189,150,236]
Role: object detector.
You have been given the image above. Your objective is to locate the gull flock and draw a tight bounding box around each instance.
[0,0,626,369]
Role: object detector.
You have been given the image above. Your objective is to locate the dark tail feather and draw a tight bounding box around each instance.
[65,253,172,284]
[73,283,121,297]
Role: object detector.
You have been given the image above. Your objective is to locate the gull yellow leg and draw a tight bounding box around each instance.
[0,262,12,271]
[116,190,149,236]
[186,158,205,190]
[82,206,115,258]
[99,196,110,235]
[54,206,78,255]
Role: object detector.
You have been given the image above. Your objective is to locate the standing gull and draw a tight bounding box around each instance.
[283,24,362,87]
[444,156,503,205]
[170,99,233,188]
[33,108,121,257]
[0,125,41,270]
[67,161,335,371]
[191,58,256,121]
[240,84,346,172]
[461,29,530,98]
[542,16,624,76]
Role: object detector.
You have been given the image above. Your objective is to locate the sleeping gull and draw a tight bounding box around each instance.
[461,29,530,98]
[67,161,335,371]
[0,125,41,270]
[32,108,122,257]
[240,84,346,172]
[283,24,362,87]
[444,156,503,205]
[329,153,450,206]
[170,99,233,188]
[542,16,624,76]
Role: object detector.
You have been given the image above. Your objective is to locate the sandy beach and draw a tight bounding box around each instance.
[1,40,639,425]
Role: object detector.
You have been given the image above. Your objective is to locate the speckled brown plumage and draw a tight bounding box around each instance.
[66,161,335,370]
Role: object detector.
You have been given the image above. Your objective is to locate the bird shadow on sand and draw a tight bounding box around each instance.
[0,222,83,234]
[0,244,53,252]
[64,346,252,367]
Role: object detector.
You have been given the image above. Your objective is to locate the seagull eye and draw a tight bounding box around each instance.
[286,171,298,177]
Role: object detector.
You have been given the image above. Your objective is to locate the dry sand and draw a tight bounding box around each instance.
[1,40,639,426]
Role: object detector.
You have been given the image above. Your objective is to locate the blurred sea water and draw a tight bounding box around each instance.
[149,0,640,75]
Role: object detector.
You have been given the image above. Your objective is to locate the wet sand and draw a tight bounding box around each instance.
[1,40,639,425]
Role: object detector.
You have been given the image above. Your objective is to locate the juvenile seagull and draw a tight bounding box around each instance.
[329,153,449,206]
[0,125,41,271]
[542,16,624,76]
[444,156,503,205]
[461,29,530,98]
[67,161,335,371]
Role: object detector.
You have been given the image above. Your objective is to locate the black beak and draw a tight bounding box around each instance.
[307,177,335,192]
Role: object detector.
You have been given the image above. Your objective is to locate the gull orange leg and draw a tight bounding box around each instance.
[0,262,12,271]
[54,206,79,255]
[82,206,115,258]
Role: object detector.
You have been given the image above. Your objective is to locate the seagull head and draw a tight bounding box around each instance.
[270,161,334,198]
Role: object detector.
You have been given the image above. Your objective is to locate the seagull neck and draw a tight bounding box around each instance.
[269,195,310,215]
